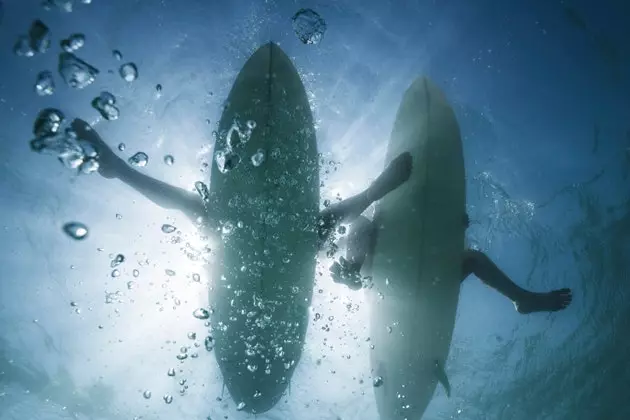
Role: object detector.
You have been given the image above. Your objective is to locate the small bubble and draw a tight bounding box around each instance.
[373,376,383,387]
[132,269,139,277]
[192,273,201,282]
[119,62,138,82]
[61,33,85,52]
[113,50,122,60]
[270,148,281,160]
[155,84,163,97]
[91,91,119,121]
[128,152,148,167]
[115,213,123,220]
[193,308,210,320]
[215,149,240,173]
[236,402,246,411]
[79,157,99,174]
[251,149,265,167]
[33,108,64,137]
[161,224,176,234]
[143,390,151,399]
[221,221,234,236]
[14,36,35,57]
[111,269,120,278]
[167,368,176,376]
[176,353,188,361]
[110,253,125,268]
[163,154,174,165]
[163,394,173,404]
[126,281,135,290]
[187,332,196,340]
[62,222,88,240]
[195,181,210,203]
[204,336,214,351]
[117,143,125,151]
[165,269,176,276]
[34,71,55,96]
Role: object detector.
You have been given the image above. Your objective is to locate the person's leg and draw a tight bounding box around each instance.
[461,249,572,314]
[317,152,411,248]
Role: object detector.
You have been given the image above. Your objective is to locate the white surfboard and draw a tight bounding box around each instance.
[368,76,465,420]
[207,42,320,414]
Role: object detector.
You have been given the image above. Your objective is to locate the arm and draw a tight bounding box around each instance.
[72,119,207,225]
[116,164,206,223]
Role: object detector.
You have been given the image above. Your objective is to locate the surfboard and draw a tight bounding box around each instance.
[367,77,465,420]
[207,42,319,414]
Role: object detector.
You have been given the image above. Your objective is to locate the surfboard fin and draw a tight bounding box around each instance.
[434,360,451,398]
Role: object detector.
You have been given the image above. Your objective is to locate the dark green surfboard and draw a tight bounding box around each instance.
[207,42,319,414]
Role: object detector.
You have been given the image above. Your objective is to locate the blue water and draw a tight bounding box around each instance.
[1,0,628,419]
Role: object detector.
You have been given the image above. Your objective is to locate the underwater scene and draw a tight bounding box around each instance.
[0,0,629,419]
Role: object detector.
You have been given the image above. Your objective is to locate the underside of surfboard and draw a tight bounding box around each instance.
[207,42,319,414]
[368,76,465,420]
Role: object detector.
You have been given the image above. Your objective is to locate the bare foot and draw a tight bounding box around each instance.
[515,288,573,314]
[367,152,412,202]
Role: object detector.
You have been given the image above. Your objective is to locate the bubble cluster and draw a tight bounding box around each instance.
[29,108,100,174]
[14,20,50,57]
[91,92,120,121]
[291,9,327,45]
[58,52,99,89]
[214,120,258,173]
[60,33,85,52]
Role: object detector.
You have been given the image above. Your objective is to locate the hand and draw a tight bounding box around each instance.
[71,119,125,179]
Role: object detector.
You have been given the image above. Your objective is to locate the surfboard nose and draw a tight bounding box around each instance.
[406,75,449,107]
[250,41,289,61]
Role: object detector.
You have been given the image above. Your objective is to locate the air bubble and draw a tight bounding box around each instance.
[62,222,88,240]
